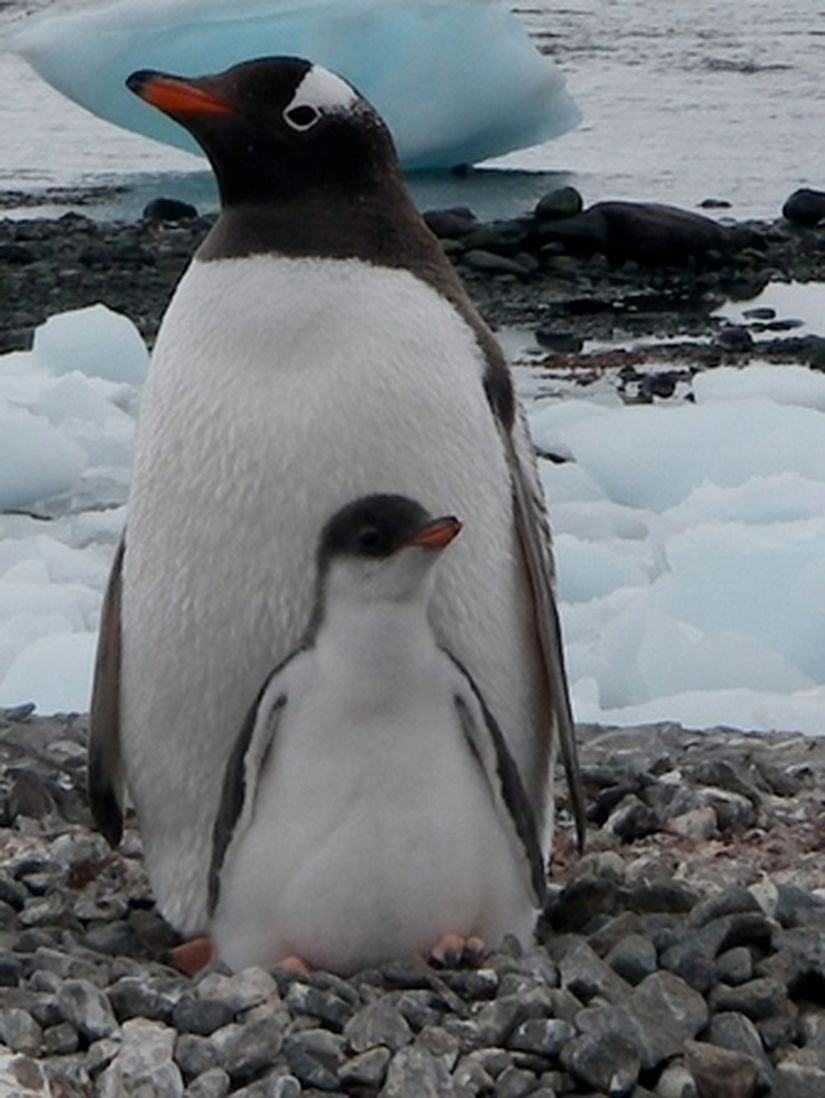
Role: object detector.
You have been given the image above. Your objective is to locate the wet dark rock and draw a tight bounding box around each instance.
[782,188,825,227]
[537,200,731,266]
[534,185,584,221]
[462,248,533,276]
[142,197,198,222]
[422,206,478,238]
[715,325,755,353]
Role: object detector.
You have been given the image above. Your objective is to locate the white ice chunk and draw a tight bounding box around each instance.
[0,631,97,713]
[693,364,825,411]
[13,0,580,171]
[554,400,825,510]
[554,533,648,604]
[32,304,148,385]
[0,401,86,511]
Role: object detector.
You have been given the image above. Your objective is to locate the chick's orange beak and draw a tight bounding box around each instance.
[126,70,232,117]
[406,516,462,550]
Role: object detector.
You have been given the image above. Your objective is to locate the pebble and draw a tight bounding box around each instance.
[4,714,825,1095]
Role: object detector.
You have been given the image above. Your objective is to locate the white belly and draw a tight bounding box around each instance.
[122,254,547,933]
[212,660,536,973]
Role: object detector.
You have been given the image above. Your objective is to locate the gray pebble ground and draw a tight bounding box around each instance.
[2,708,825,1097]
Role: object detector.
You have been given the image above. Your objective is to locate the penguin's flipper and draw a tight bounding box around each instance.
[504,409,587,853]
[88,536,125,847]
[448,659,547,906]
[208,670,291,916]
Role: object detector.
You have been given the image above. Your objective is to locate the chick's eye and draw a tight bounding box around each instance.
[283,104,321,131]
[358,527,382,553]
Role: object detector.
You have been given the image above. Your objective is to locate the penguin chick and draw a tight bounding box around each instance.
[208,494,546,975]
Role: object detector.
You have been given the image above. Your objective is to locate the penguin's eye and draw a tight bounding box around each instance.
[357,527,383,554]
[283,104,322,132]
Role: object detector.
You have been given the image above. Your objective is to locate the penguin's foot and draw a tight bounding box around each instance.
[429,934,487,968]
[275,955,314,977]
[168,936,216,977]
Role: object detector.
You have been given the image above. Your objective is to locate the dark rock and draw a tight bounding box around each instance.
[537,201,731,266]
[534,186,584,221]
[534,327,584,353]
[283,1030,343,1091]
[716,947,755,986]
[605,934,658,985]
[339,1046,391,1089]
[548,876,624,933]
[0,1008,42,1055]
[773,1061,825,1098]
[174,1032,222,1080]
[343,999,413,1053]
[185,1068,231,1098]
[558,940,632,1004]
[422,206,478,238]
[107,976,176,1023]
[142,197,198,222]
[171,994,234,1036]
[707,1012,773,1086]
[42,1021,80,1055]
[605,793,660,841]
[782,188,825,227]
[507,1017,575,1058]
[462,219,532,255]
[560,1029,641,1094]
[56,978,119,1041]
[577,970,708,1073]
[715,325,755,353]
[493,1063,539,1096]
[626,878,702,915]
[462,249,533,276]
[700,198,732,209]
[710,977,789,1021]
[381,1045,454,1097]
[284,981,353,1031]
[685,1040,760,1098]
[688,887,761,928]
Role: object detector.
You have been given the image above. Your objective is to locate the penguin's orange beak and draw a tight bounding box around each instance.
[406,516,462,550]
[126,70,232,117]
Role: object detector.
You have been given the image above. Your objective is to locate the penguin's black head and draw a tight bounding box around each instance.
[126,56,399,207]
[320,494,461,563]
[317,494,462,607]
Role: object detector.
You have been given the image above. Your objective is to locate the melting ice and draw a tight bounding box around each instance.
[2,303,825,734]
[13,0,580,171]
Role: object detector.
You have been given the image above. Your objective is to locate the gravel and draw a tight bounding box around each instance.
[2,709,825,1095]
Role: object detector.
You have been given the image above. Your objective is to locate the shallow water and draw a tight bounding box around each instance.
[1,0,823,220]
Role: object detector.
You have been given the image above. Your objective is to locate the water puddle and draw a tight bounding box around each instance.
[715,281,825,339]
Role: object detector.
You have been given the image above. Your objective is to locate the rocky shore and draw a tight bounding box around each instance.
[1,185,824,370]
[2,708,825,1097]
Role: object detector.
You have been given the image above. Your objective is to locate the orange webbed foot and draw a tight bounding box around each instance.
[429,933,487,968]
[168,936,216,977]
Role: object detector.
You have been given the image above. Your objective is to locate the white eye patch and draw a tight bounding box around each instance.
[283,64,359,131]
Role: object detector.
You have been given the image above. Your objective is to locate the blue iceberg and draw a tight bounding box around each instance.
[14,0,580,171]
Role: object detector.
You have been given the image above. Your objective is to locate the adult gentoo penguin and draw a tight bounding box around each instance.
[210,494,546,973]
[89,56,585,936]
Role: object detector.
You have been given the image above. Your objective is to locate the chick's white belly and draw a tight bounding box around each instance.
[213,697,536,973]
[121,256,546,934]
